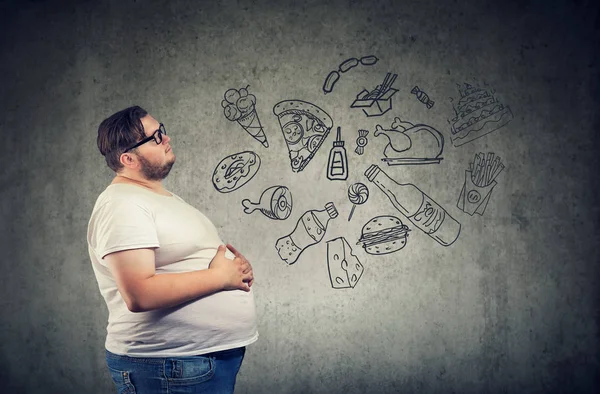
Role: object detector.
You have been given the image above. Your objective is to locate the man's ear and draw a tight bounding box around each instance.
[119,152,138,169]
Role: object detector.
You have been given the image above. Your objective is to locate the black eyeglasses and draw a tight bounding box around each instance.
[123,124,167,153]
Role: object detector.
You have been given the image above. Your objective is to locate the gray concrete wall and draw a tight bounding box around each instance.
[1,0,598,393]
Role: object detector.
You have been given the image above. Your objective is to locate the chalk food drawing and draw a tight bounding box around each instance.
[273,100,333,173]
[373,117,444,165]
[448,82,513,147]
[212,151,261,193]
[354,129,369,155]
[411,86,434,109]
[242,185,293,220]
[326,237,364,289]
[350,72,398,117]
[275,202,338,265]
[326,127,349,181]
[347,182,369,221]
[222,86,268,148]
[356,215,410,255]
[364,164,461,247]
[457,152,505,216]
[322,55,379,94]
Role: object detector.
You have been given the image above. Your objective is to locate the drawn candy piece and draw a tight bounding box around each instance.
[411,86,434,109]
[354,129,369,155]
[241,185,293,220]
[347,182,369,221]
[326,237,364,289]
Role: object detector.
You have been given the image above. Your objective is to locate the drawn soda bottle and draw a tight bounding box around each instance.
[326,127,348,180]
[364,164,461,246]
[275,202,339,265]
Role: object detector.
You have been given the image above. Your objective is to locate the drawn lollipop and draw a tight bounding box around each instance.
[347,182,369,221]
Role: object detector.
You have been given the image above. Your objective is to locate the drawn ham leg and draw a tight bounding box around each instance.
[241,186,293,220]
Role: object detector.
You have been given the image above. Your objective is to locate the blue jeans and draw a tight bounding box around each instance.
[105,347,246,394]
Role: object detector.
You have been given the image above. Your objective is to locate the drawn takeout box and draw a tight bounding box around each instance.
[351,88,398,117]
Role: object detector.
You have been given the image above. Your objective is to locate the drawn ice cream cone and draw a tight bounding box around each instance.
[222,85,269,148]
[238,109,268,148]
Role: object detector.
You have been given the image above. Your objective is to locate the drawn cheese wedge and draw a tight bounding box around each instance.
[326,237,364,289]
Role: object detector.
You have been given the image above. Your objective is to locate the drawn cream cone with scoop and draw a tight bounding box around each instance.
[222,86,269,148]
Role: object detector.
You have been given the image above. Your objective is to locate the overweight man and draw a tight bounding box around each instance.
[87,106,258,394]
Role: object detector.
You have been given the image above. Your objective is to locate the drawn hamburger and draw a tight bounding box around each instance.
[356,215,410,255]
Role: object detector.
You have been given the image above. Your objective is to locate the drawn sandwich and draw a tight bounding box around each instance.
[273,100,333,173]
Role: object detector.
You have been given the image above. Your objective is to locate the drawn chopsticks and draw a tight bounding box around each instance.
[368,72,398,99]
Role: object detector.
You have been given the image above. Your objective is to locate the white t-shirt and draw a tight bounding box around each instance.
[87,183,258,357]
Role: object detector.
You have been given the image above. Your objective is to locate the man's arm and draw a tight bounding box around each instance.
[105,244,253,312]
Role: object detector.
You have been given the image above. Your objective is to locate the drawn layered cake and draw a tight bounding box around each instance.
[273,100,333,172]
[449,83,513,147]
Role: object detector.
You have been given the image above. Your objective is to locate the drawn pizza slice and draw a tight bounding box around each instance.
[273,100,333,172]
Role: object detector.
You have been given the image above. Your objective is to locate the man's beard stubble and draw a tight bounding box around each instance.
[137,153,175,181]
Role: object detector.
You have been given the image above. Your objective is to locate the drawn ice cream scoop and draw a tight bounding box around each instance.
[241,185,292,220]
[374,117,444,165]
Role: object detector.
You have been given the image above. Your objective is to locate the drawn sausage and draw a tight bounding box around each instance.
[359,55,379,66]
[322,71,340,94]
[338,58,359,73]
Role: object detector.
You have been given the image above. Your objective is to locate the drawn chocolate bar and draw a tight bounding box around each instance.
[350,73,398,117]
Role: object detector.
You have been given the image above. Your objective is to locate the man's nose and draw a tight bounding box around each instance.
[162,134,171,143]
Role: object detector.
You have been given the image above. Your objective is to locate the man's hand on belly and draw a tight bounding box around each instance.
[226,244,254,288]
[209,244,254,292]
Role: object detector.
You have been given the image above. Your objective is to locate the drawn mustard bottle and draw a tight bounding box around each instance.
[275,202,339,265]
[326,127,348,180]
[364,164,461,246]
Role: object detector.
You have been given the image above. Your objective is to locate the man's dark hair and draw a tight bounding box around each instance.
[97,106,148,172]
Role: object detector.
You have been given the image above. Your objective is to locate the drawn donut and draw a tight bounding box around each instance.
[212,151,261,193]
